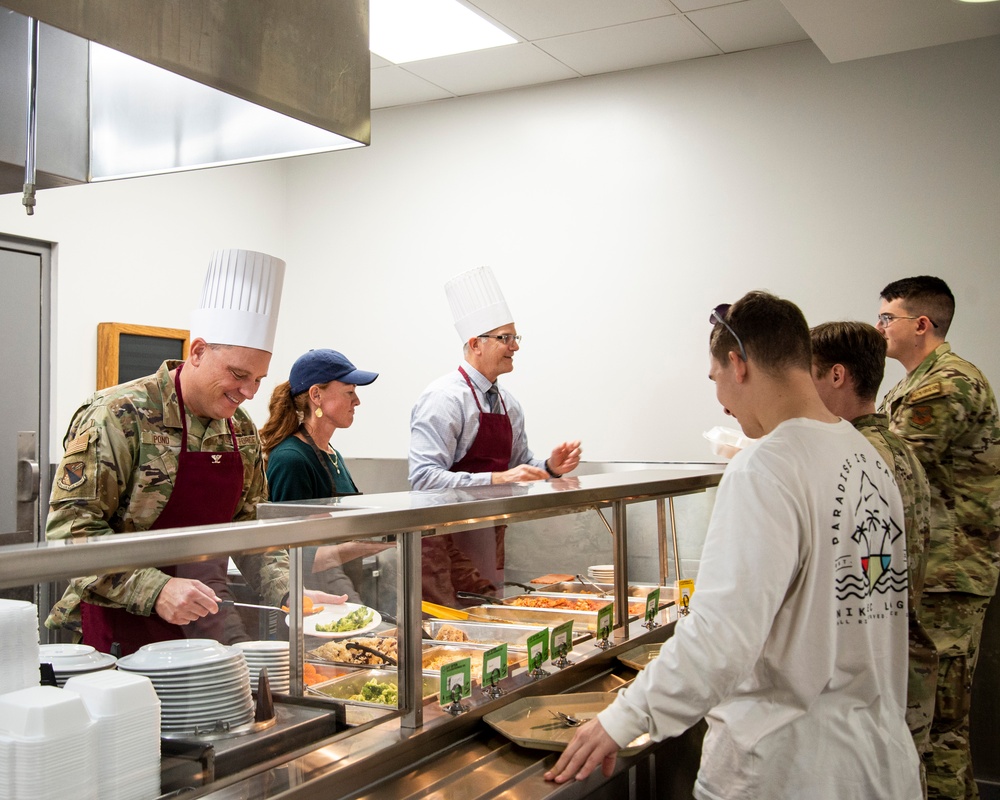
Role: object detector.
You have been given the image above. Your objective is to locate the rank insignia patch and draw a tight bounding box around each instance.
[911,405,934,429]
[57,461,87,490]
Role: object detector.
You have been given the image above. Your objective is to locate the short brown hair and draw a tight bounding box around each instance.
[810,321,887,402]
[710,291,811,373]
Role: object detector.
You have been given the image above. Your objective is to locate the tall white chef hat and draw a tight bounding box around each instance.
[445,266,513,342]
[190,249,286,353]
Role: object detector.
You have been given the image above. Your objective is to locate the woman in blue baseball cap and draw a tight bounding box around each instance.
[260,349,385,602]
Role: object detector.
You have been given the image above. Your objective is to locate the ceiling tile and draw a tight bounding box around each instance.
[781,0,1000,63]
[401,42,580,96]
[371,66,455,109]
[687,0,808,53]
[671,0,745,13]
[466,0,677,39]
[534,16,719,76]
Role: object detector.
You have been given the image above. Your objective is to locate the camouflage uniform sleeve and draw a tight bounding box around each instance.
[45,402,170,620]
[232,431,290,606]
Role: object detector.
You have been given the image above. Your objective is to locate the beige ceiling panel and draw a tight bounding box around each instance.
[467,0,677,39]
[781,0,1000,63]
[372,66,455,110]
[403,43,579,97]
[535,16,719,76]
[687,0,807,53]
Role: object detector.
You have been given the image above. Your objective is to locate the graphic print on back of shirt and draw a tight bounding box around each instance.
[832,453,907,623]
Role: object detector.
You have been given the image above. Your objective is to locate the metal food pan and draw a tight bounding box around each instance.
[486,591,650,617]
[536,582,677,604]
[462,605,601,630]
[306,668,439,705]
[421,643,527,680]
[422,620,587,647]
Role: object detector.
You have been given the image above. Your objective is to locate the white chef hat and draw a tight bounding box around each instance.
[445,266,513,342]
[190,249,286,353]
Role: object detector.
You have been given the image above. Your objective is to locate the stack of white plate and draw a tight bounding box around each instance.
[116,639,253,735]
[64,671,160,800]
[0,685,98,800]
[39,644,117,687]
[588,564,615,583]
[0,599,40,696]
[235,641,290,693]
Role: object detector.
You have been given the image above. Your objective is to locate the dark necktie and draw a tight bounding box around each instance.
[486,384,501,414]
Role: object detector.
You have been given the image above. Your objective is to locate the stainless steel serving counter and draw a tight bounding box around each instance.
[0,466,723,799]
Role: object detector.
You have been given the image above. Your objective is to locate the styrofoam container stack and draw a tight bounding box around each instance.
[0,685,98,800]
[64,671,161,800]
[0,599,40,696]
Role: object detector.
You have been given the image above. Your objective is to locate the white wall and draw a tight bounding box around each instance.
[1,36,997,465]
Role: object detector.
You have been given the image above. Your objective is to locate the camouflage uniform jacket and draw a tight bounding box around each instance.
[880,343,1000,596]
[45,360,289,633]
[853,412,937,748]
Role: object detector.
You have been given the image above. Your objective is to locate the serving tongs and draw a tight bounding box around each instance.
[345,641,397,666]
[548,710,583,727]
[575,574,613,598]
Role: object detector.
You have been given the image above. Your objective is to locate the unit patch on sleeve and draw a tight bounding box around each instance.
[910,405,935,429]
[57,461,88,491]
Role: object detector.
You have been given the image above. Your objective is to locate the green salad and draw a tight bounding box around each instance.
[349,679,398,705]
[315,606,375,633]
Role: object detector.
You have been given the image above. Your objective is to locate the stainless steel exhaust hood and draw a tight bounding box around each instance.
[1,1,369,203]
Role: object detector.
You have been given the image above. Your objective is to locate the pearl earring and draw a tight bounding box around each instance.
[315,408,323,418]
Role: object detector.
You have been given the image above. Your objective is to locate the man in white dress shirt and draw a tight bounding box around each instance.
[409,266,581,605]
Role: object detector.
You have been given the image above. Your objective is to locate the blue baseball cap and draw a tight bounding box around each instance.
[289,349,379,395]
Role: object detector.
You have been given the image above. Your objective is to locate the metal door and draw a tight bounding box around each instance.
[0,237,50,605]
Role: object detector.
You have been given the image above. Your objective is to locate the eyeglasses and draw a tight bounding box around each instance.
[479,333,522,345]
[876,313,939,329]
[709,304,747,362]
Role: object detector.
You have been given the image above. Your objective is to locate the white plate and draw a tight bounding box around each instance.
[117,639,236,671]
[39,644,118,672]
[234,640,289,654]
[289,603,382,639]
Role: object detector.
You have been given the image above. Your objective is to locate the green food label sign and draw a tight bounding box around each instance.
[439,658,472,706]
[527,627,550,670]
[597,603,613,639]
[645,588,661,623]
[482,643,509,687]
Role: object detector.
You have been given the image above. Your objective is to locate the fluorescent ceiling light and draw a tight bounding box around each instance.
[370,0,517,64]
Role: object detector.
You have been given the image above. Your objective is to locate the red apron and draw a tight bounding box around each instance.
[449,367,513,587]
[81,362,246,656]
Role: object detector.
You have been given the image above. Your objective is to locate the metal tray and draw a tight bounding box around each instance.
[617,643,662,671]
[492,591,649,617]
[483,692,649,755]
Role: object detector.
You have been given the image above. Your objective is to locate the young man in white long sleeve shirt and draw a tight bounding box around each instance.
[546,291,921,800]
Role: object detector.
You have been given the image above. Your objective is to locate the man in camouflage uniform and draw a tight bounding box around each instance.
[810,321,936,782]
[877,276,1000,800]
[45,349,289,639]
